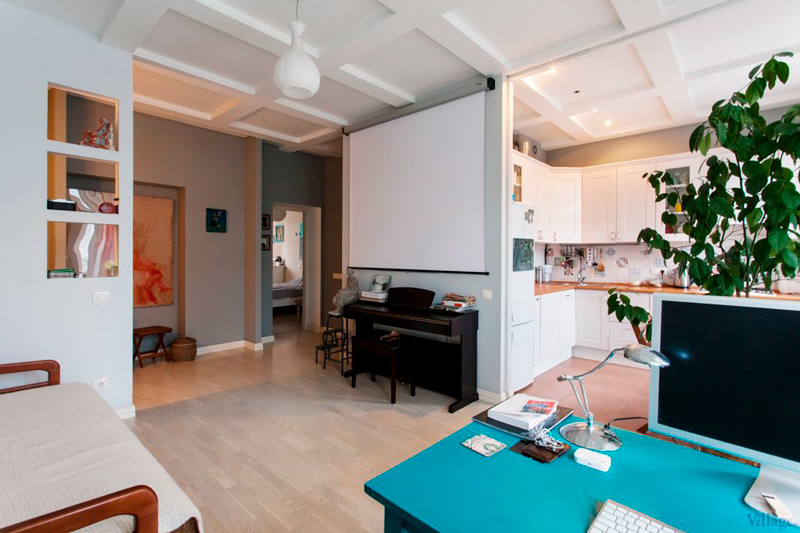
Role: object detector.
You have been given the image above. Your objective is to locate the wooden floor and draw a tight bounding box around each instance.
[130,331,649,532]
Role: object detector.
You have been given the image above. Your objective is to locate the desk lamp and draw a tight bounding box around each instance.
[557,344,670,451]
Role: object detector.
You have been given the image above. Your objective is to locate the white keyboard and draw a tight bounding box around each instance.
[588,500,684,533]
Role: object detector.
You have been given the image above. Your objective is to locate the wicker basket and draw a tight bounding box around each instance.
[170,337,197,362]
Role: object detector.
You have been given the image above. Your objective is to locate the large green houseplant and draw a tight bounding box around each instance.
[610,52,800,343]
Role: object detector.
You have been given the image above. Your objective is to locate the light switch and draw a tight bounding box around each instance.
[93,291,109,304]
[481,289,492,300]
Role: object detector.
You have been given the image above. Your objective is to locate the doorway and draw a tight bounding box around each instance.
[268,203,322,338]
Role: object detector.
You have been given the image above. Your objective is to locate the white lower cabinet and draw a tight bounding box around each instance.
[509,322,535,392]
[575,290,609,350]
[539,291,575,362]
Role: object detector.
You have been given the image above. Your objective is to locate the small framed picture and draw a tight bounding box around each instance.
[261,235,271,251]
[261,214,270,230]
[275,225,284,243]
[206,208,227,233]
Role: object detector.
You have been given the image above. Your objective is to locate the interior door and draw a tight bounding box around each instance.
[581,168,616,243]
[616,163,656,243]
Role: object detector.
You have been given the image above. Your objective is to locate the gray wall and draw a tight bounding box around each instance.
[547,105,794,168]
[261,143,326,336]
[322,157,343,318]
[132,183,180,350]
[134,112,246,347]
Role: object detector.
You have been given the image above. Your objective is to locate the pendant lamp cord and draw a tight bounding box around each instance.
[295,0,299,21]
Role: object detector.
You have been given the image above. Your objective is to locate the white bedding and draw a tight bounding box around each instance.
[0,383,203,532]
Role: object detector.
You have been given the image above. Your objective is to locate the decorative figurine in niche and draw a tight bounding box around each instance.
[80,117,115,150]
[332,268,359,315]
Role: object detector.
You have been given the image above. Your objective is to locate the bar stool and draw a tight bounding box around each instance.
[315,313,349,375]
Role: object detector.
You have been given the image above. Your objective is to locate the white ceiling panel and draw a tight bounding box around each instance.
[2,0,124,38]
[239,107,325,138]
[140,10,278,89]
[688,62,800,114]
[218,0,392,51]
[133,65,233,115]
[346,30,480,97]
[295,76,386,123]
[524,44,654,110]
[518,122,575,146]
[571,95,671,138]
[514,99,540,121]
[446,0,624,65]
[670,0,800,76]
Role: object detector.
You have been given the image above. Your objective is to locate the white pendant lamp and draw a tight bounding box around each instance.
[273,0,320,99]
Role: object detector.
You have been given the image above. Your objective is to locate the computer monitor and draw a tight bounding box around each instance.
[650,293,800,520]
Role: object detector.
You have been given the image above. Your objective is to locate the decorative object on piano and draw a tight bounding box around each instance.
[380,331,401,343]
[332,267,359,314]
[79,117,115,150]
[206,208,226,233]
[369,274,391,292]
[443,293,475,308]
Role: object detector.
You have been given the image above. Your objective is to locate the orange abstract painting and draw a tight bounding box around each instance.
[133,196,174,307]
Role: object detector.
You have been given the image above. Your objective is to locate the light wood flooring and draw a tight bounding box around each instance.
[130,330,649,532]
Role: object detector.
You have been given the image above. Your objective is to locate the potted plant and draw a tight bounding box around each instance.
[610,52,800,343]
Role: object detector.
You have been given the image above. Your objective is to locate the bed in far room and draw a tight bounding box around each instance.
[273,276,303,308]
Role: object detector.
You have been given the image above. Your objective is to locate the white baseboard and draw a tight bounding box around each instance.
[572,346,648,369]
[196,340,245,356]
[116,405,136,420]
[261,335,275,344]
[477,388,509,405]
[244,340,263,351]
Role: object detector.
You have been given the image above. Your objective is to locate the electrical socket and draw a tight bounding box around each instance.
[481,289,492,300]
[92,377,109,390]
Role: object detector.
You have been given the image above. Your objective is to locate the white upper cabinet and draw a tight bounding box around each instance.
[534,163,551,241]
[615,163,657,243]
[511,152,536,207]
[654,156,703,243]
[582,168,617,243]
[549,170,581,243]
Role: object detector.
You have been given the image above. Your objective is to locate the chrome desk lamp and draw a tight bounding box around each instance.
[557,344,670,451]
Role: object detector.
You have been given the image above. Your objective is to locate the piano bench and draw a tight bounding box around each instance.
[351,335,415,404]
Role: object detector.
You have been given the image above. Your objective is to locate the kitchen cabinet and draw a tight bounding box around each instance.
[509,322,534,391]
[581,168,617,243]
[607,292,651,350]
[654,156,702,243]
[581,164,656,244]
[549,170,581,243]
[616,163,657,243]
[533,164,550,240]
[540,290,575,361]
[575,290,609,350]
[511,152,536,207]
[533,294,542,364]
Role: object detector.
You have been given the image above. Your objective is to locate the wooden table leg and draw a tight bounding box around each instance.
[156,333,169,362]
[133,335,145,369]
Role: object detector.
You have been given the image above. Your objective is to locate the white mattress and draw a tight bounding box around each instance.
[0,383,203,532]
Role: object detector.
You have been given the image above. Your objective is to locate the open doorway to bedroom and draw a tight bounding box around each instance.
[271,207,304,334]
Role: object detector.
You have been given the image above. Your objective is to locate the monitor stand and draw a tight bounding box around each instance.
[745,464,800,526]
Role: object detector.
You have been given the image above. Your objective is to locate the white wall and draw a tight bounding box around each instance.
[272,210,303,281]
[0,3,133,410]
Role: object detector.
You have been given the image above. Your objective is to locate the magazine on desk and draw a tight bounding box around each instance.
[487,394,559,430]
[473,402,573,442]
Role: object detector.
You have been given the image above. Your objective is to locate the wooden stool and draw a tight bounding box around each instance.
[133,326,172,368]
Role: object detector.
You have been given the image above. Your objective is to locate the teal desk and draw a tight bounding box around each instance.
[366,418,799,532]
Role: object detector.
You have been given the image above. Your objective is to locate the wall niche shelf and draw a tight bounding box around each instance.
[47,221,119,279]
[47,85,119,152]
[47,152,118,215]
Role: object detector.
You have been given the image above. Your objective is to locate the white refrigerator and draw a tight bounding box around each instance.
[508,203,536,392]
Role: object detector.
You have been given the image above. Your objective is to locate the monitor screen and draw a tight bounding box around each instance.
[652,296,800,466]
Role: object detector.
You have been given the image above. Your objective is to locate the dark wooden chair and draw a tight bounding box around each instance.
[350,287,435,404]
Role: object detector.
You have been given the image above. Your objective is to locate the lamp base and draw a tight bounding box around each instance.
[559,421,622,451]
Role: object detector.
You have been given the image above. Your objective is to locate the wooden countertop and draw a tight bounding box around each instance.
[535,281,800,301]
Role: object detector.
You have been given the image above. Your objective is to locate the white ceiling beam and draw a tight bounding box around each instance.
[561,84,659,116]
[135,49,257,95]
[515,115,547,129]
[283,129,343,153]
[101,0,167,52]
[633,32,697,123]
[684,42,800,83]
[133,94,211,120]
[515,80,594,145]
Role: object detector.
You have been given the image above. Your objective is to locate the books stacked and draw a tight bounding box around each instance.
[361,290,388,302]
[487,394,559,431]
[437,293,476,312]
[47,199,77,211]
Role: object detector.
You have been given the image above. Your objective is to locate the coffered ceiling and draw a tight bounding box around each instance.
[7,0,800,155]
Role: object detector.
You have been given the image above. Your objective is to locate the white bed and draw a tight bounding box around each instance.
[272,276,303,308]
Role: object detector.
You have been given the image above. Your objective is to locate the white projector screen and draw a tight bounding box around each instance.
[349,92,486,273]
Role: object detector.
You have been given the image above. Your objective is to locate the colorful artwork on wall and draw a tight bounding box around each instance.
[275,224,284,243]
[206,208,226,233]
[134,196,174,308]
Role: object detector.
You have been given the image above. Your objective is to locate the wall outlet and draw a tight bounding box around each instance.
[92,377,109,390]
[652,256,665,268]
[93,291,109,304]
[481,289,492,300]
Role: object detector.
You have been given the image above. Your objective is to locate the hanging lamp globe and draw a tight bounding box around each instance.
[274,20,320,99]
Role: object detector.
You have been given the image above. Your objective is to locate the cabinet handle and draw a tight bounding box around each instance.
[610,230,614,241]
[617,230,621,241]
[553,232,557,241]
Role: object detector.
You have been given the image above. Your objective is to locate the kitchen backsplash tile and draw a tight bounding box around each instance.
[534,242,677,283]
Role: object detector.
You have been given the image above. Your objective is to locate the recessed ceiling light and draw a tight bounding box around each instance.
[547,64,559,75]
[604,119,613,127]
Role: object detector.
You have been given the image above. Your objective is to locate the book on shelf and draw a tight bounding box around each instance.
[47,268,75,279]
[487,394,559,431]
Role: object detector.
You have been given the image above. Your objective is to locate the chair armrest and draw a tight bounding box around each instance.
[0,360,60,395]
[0,485,158,533]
